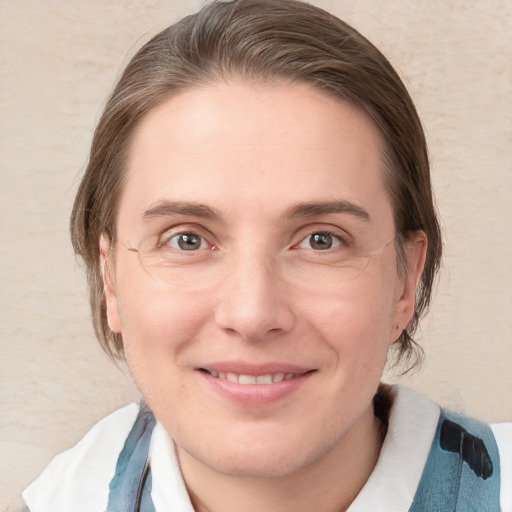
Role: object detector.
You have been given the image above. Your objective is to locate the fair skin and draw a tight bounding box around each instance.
[100,80,426,512]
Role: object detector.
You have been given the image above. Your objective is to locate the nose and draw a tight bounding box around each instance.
[214,253,295,342]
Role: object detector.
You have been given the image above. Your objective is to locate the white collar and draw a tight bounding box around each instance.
[150,421,195,512]
[347,385,440,511]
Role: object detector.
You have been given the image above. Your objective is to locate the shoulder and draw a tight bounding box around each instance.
[23,402,141,512]
[349,385,507,512]
[410,400,503,511]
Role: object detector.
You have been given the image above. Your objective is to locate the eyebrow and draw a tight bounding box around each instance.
[284,200,370,221]
[140,199,370,223]
[140,201,222,222]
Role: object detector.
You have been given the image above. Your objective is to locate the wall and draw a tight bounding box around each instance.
[1,1,511,509]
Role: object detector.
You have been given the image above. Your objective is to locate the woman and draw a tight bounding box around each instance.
[23,1,504,510]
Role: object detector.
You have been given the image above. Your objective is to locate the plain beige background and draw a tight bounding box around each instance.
[1,1,511,510]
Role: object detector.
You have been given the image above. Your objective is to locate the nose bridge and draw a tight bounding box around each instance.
[214,246,294,340]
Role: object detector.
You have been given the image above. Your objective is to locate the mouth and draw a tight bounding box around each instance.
[197,365,316,405]
[200,369,306,385]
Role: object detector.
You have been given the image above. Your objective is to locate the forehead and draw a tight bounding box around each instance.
[118,80,393,235]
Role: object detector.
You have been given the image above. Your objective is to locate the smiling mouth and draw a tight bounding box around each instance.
[200,369,310,384]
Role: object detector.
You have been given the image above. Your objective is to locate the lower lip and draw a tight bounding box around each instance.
[199,371,314,405]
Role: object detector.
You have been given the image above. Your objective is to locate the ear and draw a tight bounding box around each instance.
[391,231,427,342]
[99,233,122,333]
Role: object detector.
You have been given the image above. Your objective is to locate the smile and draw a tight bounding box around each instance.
[203,370,301,384]
[198,365,315,405]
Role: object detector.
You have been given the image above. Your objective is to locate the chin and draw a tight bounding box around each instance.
[204,451,311,479]
[181,426,341,480]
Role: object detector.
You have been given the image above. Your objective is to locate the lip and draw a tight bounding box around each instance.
[196,361,316,405]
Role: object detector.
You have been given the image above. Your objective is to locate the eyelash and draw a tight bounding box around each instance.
[158,226,350,254]
[294,231,346,252]
[160,230,214,252]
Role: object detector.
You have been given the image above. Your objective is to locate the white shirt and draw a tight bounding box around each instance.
[23,385,511,511]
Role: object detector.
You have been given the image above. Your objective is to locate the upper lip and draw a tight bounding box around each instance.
[196,361,314,376]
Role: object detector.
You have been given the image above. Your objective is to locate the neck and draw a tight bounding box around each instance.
[178,404,384,512]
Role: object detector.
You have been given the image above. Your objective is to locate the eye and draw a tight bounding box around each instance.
[164,232,209,251]
[297,231,343,251]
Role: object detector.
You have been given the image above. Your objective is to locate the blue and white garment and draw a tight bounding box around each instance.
[23,386,510,511]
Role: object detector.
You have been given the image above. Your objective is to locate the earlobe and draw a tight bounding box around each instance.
[392,231,427,341]
[99,233,122,333]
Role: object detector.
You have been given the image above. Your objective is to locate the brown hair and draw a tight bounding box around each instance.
[70,0,442,369]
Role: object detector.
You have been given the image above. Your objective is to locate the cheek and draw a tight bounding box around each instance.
[119,289,205,347]
[301,273,397,364]
[114,279,213,415]
[113,266,215,372]
[307,277,396,334]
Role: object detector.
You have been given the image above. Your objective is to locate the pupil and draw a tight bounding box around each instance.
[178,233,200,250]
[311,233,332,250]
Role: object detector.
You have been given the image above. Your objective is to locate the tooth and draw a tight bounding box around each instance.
[256,374,273,384]
[212,372,298,384]
[239,374,257,384]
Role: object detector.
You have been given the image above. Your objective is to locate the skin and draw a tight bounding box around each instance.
[100,81,426,512]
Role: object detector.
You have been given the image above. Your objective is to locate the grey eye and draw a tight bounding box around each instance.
[169,232,205,251]
[303,232,341,251]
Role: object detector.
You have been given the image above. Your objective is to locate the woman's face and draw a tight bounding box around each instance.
[102,81,424,478]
